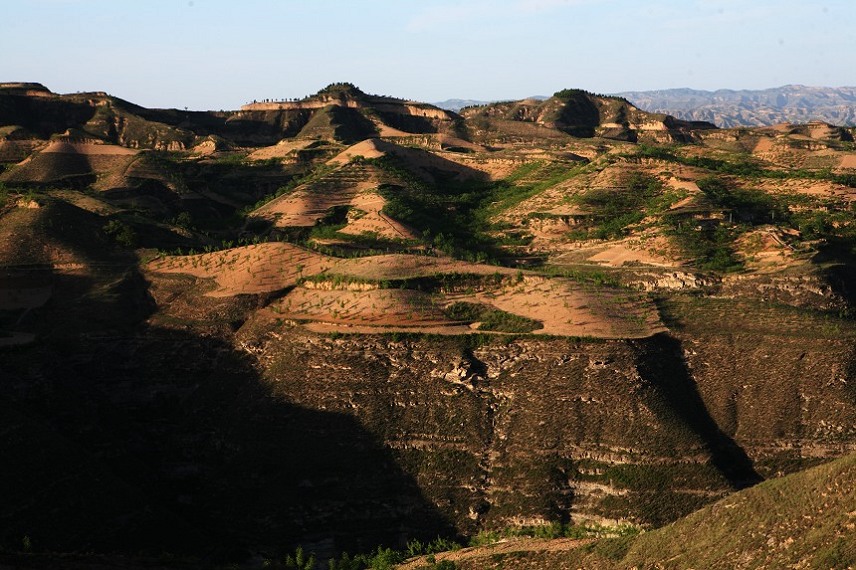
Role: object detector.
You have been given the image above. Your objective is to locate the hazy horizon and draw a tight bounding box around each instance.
[3,0,854,111]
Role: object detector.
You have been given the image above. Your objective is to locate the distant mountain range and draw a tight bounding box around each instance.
[436,85,856,127]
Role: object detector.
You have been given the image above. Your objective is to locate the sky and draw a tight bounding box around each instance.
[2,0,855,110]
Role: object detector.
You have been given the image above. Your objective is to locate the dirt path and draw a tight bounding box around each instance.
[396,538,595,569]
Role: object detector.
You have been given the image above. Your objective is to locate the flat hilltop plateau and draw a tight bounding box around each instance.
[1,81,856,569]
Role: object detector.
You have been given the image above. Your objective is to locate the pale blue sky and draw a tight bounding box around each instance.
[2,0,854,110]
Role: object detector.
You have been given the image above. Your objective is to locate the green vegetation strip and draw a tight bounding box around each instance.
[444,302,543,333]
[633,143,856,186]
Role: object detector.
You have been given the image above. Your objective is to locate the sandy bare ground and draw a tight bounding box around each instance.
[736,227,799,273]
[755,178,856,201]
[190,138,221,156]
[495,162,667,226]
[327,139,389,165]
[3,140,139,185]
[247,139,324,160]
[301,322,474,335]
[453,156,521,180]
[753,136,776,154]
[276,278,661,339]
[255,183,415,240]
[253,173,379,228]
[147,244,513,297]
[667,177,700,193]
[272,286,448,326]
[396,537,595,569]
[460,275,663,338]
[41,141,138,156]
[806,122,839,139]
[253,143,417,239]
[586,239,676,268]
[336,191,416,240]
[148,245,663,338]
[250,160,426,236]
[147,243,335,297]
[337,255,517,280]
[839,154,856,169]
[549,231,678,269]
[375,122,413,137]
[436,134,484,153]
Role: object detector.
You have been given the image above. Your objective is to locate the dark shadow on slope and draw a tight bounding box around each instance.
[0,268,454,562]
[813,240,856,317]
[0,94,98,139]
[634,333,763,490]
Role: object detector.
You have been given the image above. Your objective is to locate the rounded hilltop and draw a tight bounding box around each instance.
[315,81,366,98]
[240,82,419,111]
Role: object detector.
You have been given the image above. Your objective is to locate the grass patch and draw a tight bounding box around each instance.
[531,265,621,286]
[663,175,856,271]
[444,302,543,333]
[373,156,585,262]
[633,143,856,186]
[663,222,742,272]
[585,535,636,561]
[568,173,680,240]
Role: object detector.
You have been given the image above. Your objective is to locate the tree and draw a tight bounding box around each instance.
[284,546,316,570]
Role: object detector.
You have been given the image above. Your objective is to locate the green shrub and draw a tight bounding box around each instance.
[103,219,137,248]
[172,211,194,230]
[571,173,666,240]
[365,546,403,570]
[328,552,362,570]
[664,221,741,272]
[283,546,315,570]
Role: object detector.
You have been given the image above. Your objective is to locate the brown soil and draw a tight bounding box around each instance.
[396,537,595,569]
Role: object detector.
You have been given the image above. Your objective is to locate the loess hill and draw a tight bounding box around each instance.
[1,81,856,568]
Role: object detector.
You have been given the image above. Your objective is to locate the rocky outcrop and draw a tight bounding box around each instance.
[253,316,856,539]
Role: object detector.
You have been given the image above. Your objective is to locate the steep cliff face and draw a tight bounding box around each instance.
[246,304,856,536]
[3,237,856,558]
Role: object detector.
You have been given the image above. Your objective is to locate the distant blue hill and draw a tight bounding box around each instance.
[614,85,856,127]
